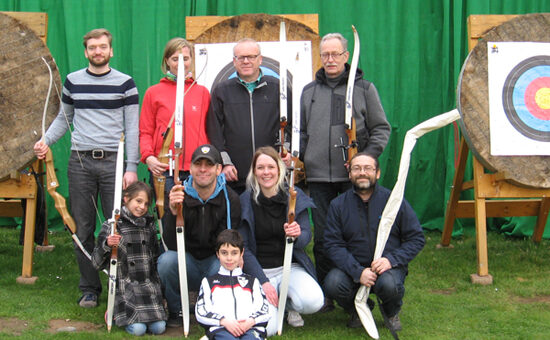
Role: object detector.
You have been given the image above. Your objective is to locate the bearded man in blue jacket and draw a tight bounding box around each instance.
[323,152,425,333]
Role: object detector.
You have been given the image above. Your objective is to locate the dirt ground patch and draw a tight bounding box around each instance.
[0,317,30,336]
[430,287,456,295]
[46,319,102,333]
[515,295,550,304]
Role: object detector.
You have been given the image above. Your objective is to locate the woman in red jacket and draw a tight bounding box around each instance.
[139,37,210,202]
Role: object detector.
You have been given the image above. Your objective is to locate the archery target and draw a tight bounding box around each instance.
[488,42,550,155]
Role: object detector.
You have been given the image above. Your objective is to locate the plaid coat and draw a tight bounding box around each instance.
[92,207,167,326]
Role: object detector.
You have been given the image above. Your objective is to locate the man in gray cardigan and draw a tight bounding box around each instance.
[299,32,391,310]
[34,28,139,308]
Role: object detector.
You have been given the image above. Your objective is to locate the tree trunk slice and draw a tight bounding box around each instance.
[458,13,550,188]
[192,13,322,77]
[0,12,61,181]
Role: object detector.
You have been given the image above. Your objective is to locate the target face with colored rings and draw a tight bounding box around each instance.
[502,55,550,142]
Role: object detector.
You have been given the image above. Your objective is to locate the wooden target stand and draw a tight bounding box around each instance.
[0,11,51,284]
[439,14,550,285]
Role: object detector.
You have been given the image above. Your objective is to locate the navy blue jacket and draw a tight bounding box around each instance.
[325,184,425,282]
[238,187,316,284]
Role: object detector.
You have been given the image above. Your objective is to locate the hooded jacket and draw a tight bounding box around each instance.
[300,64,391,182]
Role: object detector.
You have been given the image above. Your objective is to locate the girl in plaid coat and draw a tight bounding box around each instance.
[92,182,167,336]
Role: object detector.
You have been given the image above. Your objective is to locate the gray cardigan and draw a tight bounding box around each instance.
[300,65,391,182]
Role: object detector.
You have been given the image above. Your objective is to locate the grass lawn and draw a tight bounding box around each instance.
[0,227,549,339]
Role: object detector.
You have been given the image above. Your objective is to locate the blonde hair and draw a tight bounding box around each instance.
[83,28,112,48]
[161,37,194,74]
[246,146,287,204]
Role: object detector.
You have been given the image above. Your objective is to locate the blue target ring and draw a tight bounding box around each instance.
[502,55,550,141]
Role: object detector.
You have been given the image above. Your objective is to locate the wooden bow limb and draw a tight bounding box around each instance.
[336,25,360,166]
[173,52,190,337]
[277,20,289,159]
[276,158,298,335]
[106,134,125,332]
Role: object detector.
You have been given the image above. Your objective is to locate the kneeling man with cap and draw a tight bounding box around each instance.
[157,144,241,327]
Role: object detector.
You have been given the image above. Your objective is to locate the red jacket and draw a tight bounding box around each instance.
[139,77,210,171]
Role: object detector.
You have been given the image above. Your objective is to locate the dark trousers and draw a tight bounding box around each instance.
[323,266,406,317]
[68,151,117,296]
[308,181,352,284]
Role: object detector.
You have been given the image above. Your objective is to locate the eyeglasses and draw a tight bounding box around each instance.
[320,51,347,60]
[350,165,377,173]
[234,54,260,62]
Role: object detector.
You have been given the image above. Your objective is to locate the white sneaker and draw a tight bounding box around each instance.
[287,310,304,327]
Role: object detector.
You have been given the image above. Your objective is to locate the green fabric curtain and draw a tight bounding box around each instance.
[2,0,550,238]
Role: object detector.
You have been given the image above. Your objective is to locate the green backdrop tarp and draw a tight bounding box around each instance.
[1,0,550,239]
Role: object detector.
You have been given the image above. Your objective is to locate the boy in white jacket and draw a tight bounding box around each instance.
[196,229,270,339]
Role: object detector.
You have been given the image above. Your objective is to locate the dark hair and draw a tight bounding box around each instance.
[349,152,379,171]
[83,28,112,48]
[123,181,153,208]
[215,229,244,253]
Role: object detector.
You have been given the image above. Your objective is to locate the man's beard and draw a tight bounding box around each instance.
[88,54,110,67]
[352,176,376,192]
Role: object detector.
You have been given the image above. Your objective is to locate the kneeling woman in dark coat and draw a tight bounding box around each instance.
[238,146,323,336]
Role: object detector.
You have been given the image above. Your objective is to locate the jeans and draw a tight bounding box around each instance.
[212,328,264,340]
[68,150,117,296]
[263,264,324,336]
[308,181,351,284]
[323,266,406,317]
[125,320,166,336]
[157,250,219,313]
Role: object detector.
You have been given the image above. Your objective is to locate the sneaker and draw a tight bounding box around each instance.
[319,298,335,313]
[286,310,304,327]
[346,311,362,328]
[78,293,98,308]
[167,311,183,328]
[384,313,402,332]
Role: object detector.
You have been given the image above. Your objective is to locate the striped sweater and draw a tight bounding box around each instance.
[45,68,140,171]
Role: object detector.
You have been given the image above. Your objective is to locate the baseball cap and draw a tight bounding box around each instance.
[191,144,222,164]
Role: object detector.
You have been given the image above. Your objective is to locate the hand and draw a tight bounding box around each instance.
[123,171,138,189]
[146,156,169,177]
[106,234,121,247]
[238,318,255,333]
[371,257,392,275]
[220,318,244,337]
[359,267,377,288]
[168,184,185,214]
[283,221,301,238]
[281,151,292,167]
[222,165,238,182]
[33,140,49,159]
[262,282,278,307]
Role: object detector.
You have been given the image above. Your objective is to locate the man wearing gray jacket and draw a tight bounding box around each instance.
[299,33,391,310]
